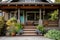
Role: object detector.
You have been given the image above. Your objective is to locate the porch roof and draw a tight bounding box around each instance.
[0,2,60,5]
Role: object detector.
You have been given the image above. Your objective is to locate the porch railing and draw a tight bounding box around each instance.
[43,20,58,27]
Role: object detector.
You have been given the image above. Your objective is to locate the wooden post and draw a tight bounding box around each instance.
[17,9,20,23]
[39,9,42,25]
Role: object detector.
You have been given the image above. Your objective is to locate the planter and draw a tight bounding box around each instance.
[17,29,23,35]
[11,32,16,36]
[36,30,43,36]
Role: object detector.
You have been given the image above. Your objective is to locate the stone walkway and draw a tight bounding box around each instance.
[0,36,53,40]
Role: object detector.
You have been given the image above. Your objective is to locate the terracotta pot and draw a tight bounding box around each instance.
[11,32,16,36]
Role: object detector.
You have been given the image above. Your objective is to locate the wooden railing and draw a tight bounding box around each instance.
[43,20,58,27]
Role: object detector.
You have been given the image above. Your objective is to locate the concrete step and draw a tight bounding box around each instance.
[23,31,36,33]
[23,29,36,31]
[24,26,36,29]
[22,33,37,36]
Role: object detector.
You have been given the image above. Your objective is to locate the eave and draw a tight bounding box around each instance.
[0,2,60,9]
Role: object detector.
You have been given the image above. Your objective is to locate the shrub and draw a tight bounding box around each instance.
[36,25,45,33]
[44,29,60,40]
[49,9,58,21]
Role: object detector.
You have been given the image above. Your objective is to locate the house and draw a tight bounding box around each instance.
[0,0,60,35]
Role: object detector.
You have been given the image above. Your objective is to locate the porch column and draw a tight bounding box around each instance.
[2,11,8,21]
[17,9,20,23]
[39,9,42,25]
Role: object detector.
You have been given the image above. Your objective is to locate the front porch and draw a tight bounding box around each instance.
[1,9,59,27]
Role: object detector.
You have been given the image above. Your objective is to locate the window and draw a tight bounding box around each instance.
[19,0,42,2]
[0,13,3,16]
[25,0,31,2]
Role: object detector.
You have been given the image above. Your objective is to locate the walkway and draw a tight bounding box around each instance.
[0,36,53,40]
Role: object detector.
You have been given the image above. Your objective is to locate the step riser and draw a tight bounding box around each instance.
[24,26,36,29]
[22,26,37,36]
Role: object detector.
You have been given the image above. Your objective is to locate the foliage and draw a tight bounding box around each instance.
[6,17,17,26]
[6,17,23,33]
[36,25,44,32]
[55,0,60,2]
[14,23,23,33]
[0,16,5,33]
[49,9,58,21]
[44,29,60,40]
[0,16,5,28]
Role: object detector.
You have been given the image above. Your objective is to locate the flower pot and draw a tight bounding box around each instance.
[11,32,16,36]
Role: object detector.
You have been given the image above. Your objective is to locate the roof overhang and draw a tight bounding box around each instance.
[0,2,60,9]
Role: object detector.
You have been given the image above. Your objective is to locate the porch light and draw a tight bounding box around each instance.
[16,4,17,6]
[23,4,24,6]
[8,5,10,6]
[42,5,44,6]
[35,4,37,6]
[51,5,53,6]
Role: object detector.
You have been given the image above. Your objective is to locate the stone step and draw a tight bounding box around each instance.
[23,29,36,31]
[23,31,36,33]
[24,26,36,29]
[22,33,37,36]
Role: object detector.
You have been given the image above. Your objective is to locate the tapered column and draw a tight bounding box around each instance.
[39,9,42,25]
[17,9,20,23]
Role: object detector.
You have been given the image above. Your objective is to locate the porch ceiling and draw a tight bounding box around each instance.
[0,2,60,9]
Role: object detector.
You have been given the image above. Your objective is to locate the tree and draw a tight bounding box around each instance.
[55,0,60,2]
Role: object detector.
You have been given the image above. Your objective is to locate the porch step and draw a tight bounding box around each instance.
[23,29,36,31]
[23,31,36,33]
[22,28,37,36]
[24,26,36,29]
[22,33,37,36]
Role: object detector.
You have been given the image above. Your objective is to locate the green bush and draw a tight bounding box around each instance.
[36,25,44,32]
[49,9,58,21]
[6,17,23,33]
[15,23,23,33]
[44,29,60,40]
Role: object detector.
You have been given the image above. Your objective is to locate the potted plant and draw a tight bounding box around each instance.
[6,17,17,36]
[36,25,45,36]
[6,17,23,36]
